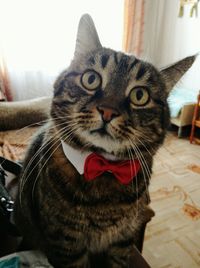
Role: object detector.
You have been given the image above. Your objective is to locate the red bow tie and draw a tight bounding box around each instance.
[84,153,140,185]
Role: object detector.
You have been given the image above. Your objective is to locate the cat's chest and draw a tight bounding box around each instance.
[86,200,154,253]
[39,150,153,251]
[39,173,153,253]
[40,187,140,252]
[85,203,140,252]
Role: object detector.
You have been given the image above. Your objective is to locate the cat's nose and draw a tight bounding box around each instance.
[97,105,119,123]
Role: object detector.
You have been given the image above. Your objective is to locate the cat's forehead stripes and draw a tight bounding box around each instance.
[135,65,147,80]
[88,56,96,65]
[87,51,145,75]
[112,53,141,75]
[99,52,149,82]
[117,55,130,73]
[128,58,139,72]
[101,54,110,68]
[75,50,156,95]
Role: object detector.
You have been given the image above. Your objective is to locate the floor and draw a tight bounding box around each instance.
[143,132,200,268]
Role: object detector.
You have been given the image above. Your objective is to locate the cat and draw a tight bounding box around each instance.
[1,14,195,267]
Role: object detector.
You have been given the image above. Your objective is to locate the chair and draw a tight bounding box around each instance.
[190,91,200,144]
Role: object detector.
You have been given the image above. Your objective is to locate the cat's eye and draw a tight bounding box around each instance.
[81,70,101,91]
[129,87,150,106]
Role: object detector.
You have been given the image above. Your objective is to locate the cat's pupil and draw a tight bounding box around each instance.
[88,74,95,84]
[136,90,143,101]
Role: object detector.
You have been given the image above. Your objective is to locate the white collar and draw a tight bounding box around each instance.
[61,140,123,175]
[61,140,91,174]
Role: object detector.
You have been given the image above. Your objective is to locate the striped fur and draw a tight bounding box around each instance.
[13,14,195,267]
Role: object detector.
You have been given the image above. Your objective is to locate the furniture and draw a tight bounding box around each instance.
[190,91,200,144]
[0,157,21,258]
[168,86,198,137]
[171,103,196,137]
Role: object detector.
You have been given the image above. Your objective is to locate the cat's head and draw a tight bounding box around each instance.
[52,14,195,159]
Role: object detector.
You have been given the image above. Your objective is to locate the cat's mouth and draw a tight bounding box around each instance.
[90,126,112,138]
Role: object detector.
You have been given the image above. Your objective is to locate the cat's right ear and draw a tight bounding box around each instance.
[74,14,102,57]
[160,55,196,94]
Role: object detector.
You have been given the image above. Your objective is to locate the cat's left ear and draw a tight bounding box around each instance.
[160,55,196,93]
[74,14,102,57]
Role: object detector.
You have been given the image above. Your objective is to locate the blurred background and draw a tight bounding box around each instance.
[0,0,199,101]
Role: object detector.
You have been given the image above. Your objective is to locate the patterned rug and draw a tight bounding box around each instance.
[143,132,200,268]
[0,127,38,161]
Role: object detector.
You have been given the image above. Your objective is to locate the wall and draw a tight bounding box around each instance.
[0,0,124,100]
[142,0,200,93]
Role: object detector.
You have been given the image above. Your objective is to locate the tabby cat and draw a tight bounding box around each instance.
[7,14,195,267]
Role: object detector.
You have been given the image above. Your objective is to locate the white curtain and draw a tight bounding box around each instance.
[141,0,200,91]
[0,0,124,100]
[123,0,145,57]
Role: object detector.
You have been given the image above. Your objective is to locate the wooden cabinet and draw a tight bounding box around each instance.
[190,91,200,144]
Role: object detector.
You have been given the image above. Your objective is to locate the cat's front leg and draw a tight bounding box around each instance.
[107,239,141,268]
[107,239,151,268]
[106,240,133,268]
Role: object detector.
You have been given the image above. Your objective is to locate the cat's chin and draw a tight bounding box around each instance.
[79,130,131,160]
[100,152,124,161]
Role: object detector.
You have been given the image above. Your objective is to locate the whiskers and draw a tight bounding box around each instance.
[3,109,96,209]
[126,135,152,207]
[126,147,139,220]
[19,118,80,208]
